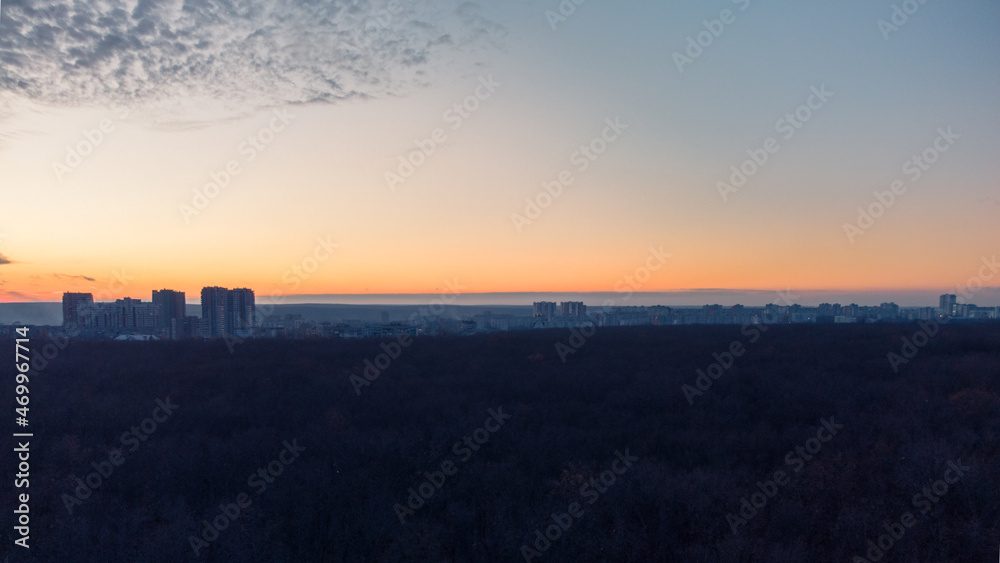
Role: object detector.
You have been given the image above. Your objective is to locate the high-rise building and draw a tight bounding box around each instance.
[113,298,159,330]
[533,301,557,321]
[939,294,957,316]
[62,293,94,328]
[201,286,255,338]
[226,288,255,336]
[560,301,587,317]
[181,316,202,339]
[152,289,186,338]
[201,286,228,337]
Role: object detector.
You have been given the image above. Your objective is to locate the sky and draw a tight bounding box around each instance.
[0,0,998,306]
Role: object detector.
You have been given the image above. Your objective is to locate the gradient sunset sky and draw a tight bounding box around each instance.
[1,0,998,305]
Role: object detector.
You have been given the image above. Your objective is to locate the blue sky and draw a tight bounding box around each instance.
[0,0,998,306]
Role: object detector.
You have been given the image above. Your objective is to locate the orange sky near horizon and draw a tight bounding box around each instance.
[2,2,999,305]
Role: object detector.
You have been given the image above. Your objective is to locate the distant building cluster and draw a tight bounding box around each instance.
[47,290,999,341]
[533,301,586,322]
[62,287,254,340]
[529,295,999,329]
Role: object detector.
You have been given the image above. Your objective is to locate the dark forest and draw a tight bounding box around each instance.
[2,323,998,562]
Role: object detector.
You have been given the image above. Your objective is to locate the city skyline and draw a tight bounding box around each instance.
[19,285,1000,309]
[1,1,999,302]
[45,284,1000,333]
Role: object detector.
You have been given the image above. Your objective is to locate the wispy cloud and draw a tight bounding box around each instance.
[0,0,504,126]
[0,252,12,265]
[51,273,96,282]
[0,290,38,301]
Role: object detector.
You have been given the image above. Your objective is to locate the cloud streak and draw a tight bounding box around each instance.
[0,290,38,301]
[51,273,96,281]
[0,0,503,125]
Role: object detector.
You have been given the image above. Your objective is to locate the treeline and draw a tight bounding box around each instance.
[1,323,998,562]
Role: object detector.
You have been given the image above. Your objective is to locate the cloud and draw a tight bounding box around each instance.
[0,253,11,265]
[51,273,96,282]
[0,290,38,301]
[0,0,504,126]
